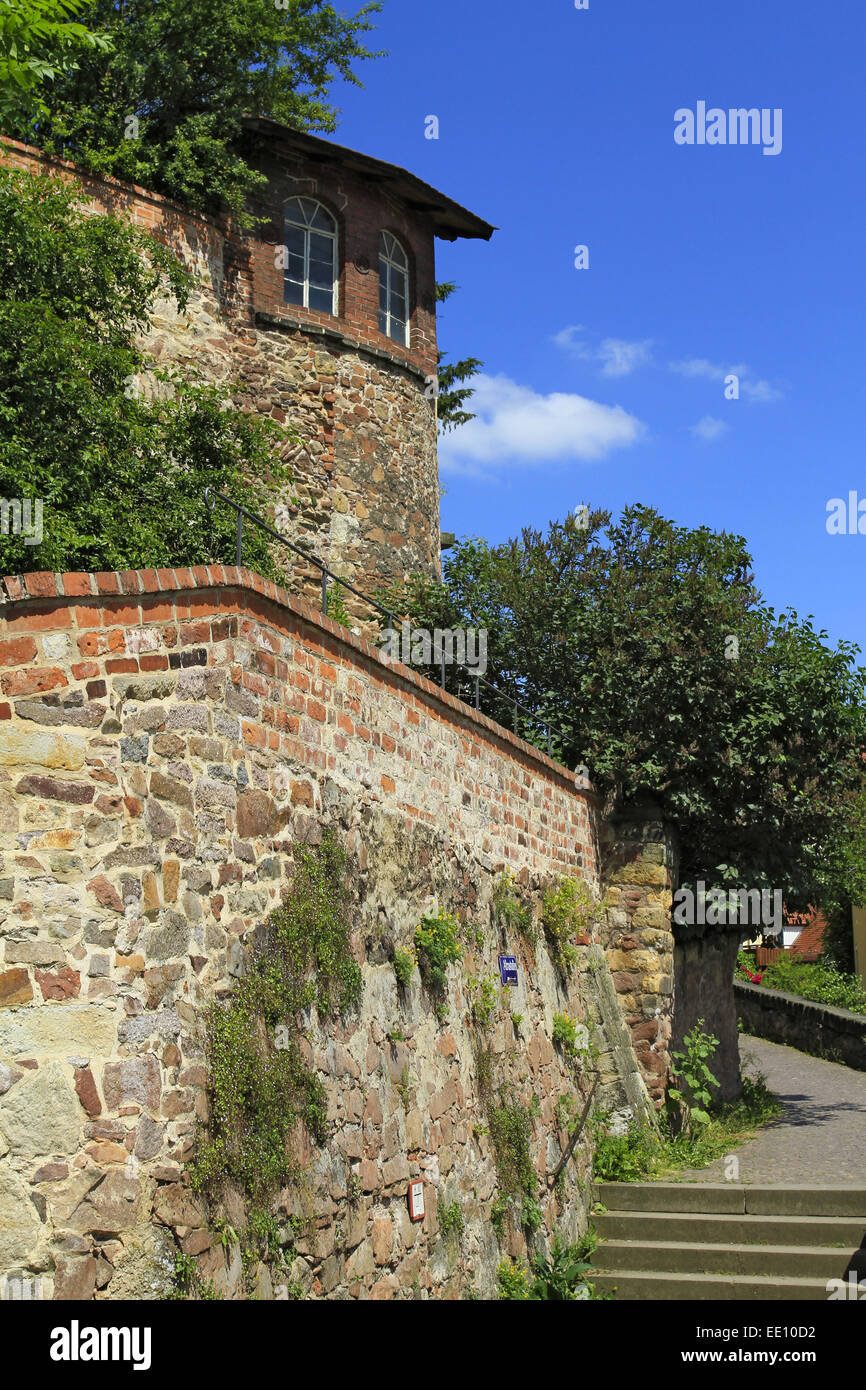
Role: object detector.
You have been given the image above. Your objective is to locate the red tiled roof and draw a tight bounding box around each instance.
[786,909,827,960]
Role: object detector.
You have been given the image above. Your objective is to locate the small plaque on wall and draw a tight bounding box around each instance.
[498,954,518,985]
[408,1181,425,1222]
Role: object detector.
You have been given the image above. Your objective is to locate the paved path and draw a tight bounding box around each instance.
[679,1034,866,1185]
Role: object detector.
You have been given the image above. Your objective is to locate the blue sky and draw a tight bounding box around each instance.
[331,0,866,658]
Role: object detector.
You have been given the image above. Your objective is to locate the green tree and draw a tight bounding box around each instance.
[0,0,110,123]
[0,166,291,574]
[435,280,481,431]
[813,777,866,969]
[4,0,384,223]
[377,505,866,903]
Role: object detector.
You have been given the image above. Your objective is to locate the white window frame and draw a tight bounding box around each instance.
[283,197,339,315]
[379,231,410,346]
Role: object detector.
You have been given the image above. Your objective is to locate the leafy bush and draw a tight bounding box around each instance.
[530,1235,594,1300]
[752,954,866,1015]
[497,1235,598,1301]
[735,949,764,984]
[0,167,292,576]
[594,1066,782,1182]
[592,1117,660,1182]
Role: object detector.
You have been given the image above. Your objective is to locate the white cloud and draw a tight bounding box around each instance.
[597,338,655,377]
[690,415,729,443]
[438,372,646,476]
[554,325,654,377]
[669,357,782,402]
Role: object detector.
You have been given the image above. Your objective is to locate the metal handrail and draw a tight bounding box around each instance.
[203,488,559,760]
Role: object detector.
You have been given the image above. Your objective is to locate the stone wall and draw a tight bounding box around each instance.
[0,566,652,1300]
[734,980,866,1073]
[0,138,442,601]
[600,808,677,1107]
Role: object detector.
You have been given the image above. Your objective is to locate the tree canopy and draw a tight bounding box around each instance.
[0,166,290,575]
[4,0,384,221]
[378,506,866,904]
[435,281,481,432]
[0,0,111,124]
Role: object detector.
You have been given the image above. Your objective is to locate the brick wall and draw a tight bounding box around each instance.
[0,567,654,1301]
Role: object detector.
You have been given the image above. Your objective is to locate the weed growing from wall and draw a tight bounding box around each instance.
[467,971,500,1030]
[393,947,415,989]
[492,869,537,948]
[541,877,597,973]
[497,1234,600,1301]
[438,1199,465,1246]
[189,830,361,1283]
[414,907,462,995]
[488,1098,540,1238]
[552,1012,578,1056]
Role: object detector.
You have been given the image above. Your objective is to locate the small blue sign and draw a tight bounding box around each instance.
[498,954,518,986]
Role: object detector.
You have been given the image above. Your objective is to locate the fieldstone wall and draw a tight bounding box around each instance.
[600,808,678,1107]
[0,566,652,1300]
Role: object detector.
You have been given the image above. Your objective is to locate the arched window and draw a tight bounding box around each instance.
[379,231,409,345]
[283,198,338,314]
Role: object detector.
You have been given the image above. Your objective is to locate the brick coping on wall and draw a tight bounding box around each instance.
[0,566,594,799]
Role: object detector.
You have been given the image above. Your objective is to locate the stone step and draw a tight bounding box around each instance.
[596,1182,866,1217]
[595,1209,866,1247]
[591,1270,833,1301]
[595,1239,866,1279]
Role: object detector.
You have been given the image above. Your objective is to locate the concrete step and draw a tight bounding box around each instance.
[594,1209,866,1247]
[596,1182,866,1217]
[595,1239,866,1280]
[591,1270,833,1301]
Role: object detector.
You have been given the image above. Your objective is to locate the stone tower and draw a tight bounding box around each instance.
[0,129,493,605]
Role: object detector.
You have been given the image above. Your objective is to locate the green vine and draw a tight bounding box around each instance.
[189,830,362,1285]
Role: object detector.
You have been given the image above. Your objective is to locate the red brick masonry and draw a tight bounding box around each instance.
[0,566,598,878]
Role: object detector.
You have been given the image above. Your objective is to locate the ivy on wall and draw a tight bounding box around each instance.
[189,830,361,1283]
